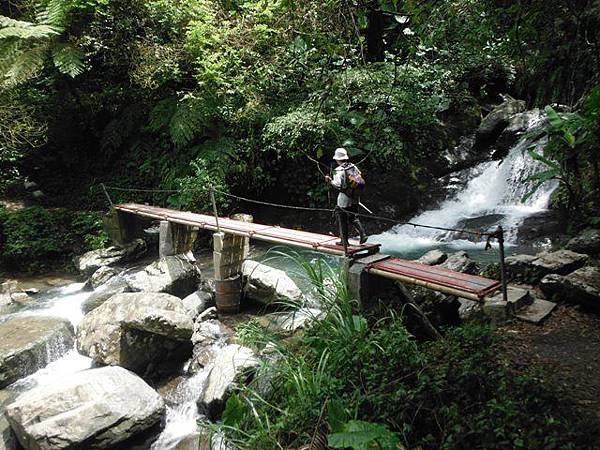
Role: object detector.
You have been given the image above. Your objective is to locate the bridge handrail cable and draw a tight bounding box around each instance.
[102,184,495,239]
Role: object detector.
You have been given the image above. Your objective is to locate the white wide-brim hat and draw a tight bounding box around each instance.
[333,147,349,161]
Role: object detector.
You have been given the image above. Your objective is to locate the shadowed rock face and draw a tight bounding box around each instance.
[0,316,74,389]
[4,366,165,450]
[77,292,193,378]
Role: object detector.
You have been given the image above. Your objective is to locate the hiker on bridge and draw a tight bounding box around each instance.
[325,147,368,247]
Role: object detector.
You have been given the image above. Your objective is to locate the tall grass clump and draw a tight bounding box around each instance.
[218,252,583,450]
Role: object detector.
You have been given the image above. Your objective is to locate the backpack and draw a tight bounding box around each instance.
[342,163,365,199]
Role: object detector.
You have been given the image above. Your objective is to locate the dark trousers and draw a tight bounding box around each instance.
[336,204,365,245]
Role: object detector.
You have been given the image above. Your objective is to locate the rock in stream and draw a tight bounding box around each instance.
[0,317,74,389]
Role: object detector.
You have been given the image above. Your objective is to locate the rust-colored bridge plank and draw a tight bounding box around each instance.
[368,258,501,300]
[114,203,379,256]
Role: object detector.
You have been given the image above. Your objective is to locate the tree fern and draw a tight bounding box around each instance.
[0,16,61,39]
[52,43,84,76]
[0,0,84,88]
[2,45,47,88]
[36,0,71,28]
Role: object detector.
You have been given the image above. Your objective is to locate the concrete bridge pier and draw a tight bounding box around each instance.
[213,214,253,280]
[103,209,146,246]
[345,254,397,308]
[159,221,198,258]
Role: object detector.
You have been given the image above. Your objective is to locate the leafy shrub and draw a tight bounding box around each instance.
[219,255,582,450]
[0,206,107,273]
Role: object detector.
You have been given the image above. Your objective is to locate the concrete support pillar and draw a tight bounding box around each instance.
[213,214,253,280]
[159,221,198,258]
[103,209,145,246]
[345,254,395,308]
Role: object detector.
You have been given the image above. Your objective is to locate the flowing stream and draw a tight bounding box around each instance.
[370,125,558,261]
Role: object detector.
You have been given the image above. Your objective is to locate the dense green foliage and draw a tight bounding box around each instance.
[224,259,582,450]
[2,0,599,215]
[525,87,600,225]
[0,206,107,272]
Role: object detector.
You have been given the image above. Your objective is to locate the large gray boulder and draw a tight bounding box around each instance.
[475,98,527,149]
[506,250,589,282]
[439,251,478,274]
[125,255,201,299]
[565,228,600,255]
[0,317,74,388]
[531,250,589,275]
[77,292,193,376]
[540,266,600,310]
[5,366,164,450]
[199,344,259,420]
[242,260,303,306]
[74,239,147,276]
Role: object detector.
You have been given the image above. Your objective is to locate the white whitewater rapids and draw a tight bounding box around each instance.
[370,119,558,255]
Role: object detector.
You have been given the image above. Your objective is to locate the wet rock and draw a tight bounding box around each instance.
[417,249,448,266]
[77,292,193,377]
[0,317,74,389]
[565,228,600,255]
[540,266,600,310]
[89,266,118,290]
[495,109,544,156]
[82,275,131,314]
[5,366,164,450]
[125,255,201,299]
[439,251,478,274]
[75,239,147,276]
[199,344,259,420]
[189,320,233,374]
[242,260,303,306]
[0,389,19,450]
[516,210,564,245]
[475,98,526,150]
[197,306,218,322]
[267,308,325,333]
[182,290,214,320]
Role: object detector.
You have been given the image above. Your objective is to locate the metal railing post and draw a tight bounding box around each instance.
[496,225,508,303]
[100,183,114,208]
[210,184,221,233]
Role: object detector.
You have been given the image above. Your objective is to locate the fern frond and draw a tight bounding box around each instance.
[169,96,212,147]
[0,39,22,73]
[148,97,177,133]
[0,16,61,40]
[1,45,47,88]
[52,43,84,77]
[36,0,71,28]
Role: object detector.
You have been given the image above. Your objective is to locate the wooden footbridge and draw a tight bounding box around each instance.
[110,203,502,302]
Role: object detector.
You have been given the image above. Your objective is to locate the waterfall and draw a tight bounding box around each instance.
[370,117,558,257]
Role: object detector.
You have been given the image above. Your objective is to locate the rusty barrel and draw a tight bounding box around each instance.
[215,274,242,314]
